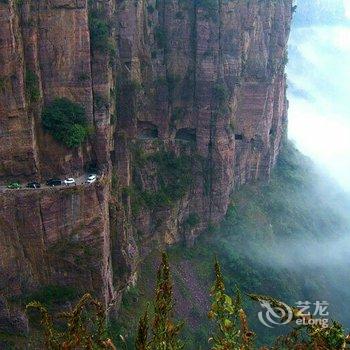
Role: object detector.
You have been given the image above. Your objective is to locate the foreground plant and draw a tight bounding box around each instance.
[135,307,149,350]
[136,252,183,350]
[26,293,116,350]
[27,253,350,350]
[273,317,350,349]
[249,293,350,350]
[208,259,255,350]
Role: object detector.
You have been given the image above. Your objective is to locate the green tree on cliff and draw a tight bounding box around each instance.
[42,98,90,148]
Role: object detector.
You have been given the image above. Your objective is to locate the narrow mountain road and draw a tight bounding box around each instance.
[0,174,98,192]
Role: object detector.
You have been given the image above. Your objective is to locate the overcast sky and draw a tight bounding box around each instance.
[345,0,350,17]
[287,0,350,192]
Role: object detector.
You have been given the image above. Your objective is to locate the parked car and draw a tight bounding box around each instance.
[27,181,41,189]
[46,178,62,187]
[86,174,97,184]
[7,182,21,189]
[64,178,76,186]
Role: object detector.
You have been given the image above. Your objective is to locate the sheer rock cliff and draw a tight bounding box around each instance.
[0,0,293,332]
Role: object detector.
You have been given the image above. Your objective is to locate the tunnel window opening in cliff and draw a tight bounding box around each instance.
[175,128,196,143]
[86,161,99,174]
[235,134,243,140]
[137,121,159,139]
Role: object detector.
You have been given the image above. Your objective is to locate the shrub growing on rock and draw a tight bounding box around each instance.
[154,27,167,49]
[89,11,114,54]
[25,69,40,102]
[184,213,200,229]
[42,98,90,148]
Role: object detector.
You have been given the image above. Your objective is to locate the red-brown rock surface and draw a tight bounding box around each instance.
[0,0,293,334]
[0,182,113,303]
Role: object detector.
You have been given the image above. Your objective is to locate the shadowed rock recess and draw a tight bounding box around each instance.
[0,0,293,332]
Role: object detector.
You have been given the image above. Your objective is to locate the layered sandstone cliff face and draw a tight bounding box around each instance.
[0,0,292,334]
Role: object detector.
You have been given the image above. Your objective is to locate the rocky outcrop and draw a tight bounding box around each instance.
[0,181,113,304]
[114,0,292,246]
[0,0,293,335]
[0,1,38,178]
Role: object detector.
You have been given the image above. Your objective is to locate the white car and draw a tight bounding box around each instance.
[64,178,76,186]
[86,174,97,184]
